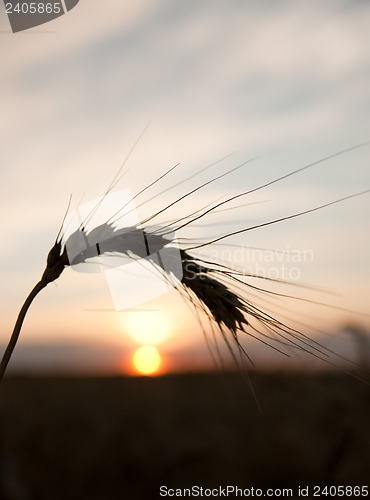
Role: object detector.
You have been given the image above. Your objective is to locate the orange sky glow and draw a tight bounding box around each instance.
[0,2,369,376]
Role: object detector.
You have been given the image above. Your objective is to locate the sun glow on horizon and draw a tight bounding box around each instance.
[122,310,172,345]
[132,346,162,375]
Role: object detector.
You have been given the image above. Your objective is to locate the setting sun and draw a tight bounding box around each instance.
[133,346,162,375]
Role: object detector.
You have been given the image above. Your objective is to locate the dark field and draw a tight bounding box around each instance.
[0,372,369,499]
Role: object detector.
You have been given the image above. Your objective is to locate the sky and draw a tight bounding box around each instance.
[0,0,370,375]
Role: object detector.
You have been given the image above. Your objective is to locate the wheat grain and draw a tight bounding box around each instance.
[0,144,369,382]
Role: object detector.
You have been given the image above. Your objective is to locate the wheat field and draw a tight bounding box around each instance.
[0,371,369,499]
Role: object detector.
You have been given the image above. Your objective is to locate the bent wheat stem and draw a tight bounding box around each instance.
[0,281,47,382]
[0,240,68,383]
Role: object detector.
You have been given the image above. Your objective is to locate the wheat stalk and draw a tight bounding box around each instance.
[1,144,369,382]
[0,240,68,381]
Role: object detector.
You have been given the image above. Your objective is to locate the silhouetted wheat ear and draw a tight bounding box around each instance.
[1,142,369,383]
